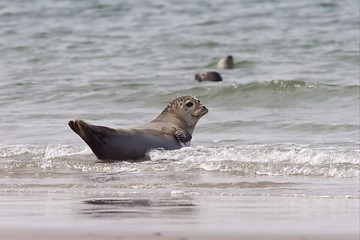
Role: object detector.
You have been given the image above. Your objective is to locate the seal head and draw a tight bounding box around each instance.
[195,71,223,82]
[138,96,208,144]
[68,96,208,161]
[217,55,234,69]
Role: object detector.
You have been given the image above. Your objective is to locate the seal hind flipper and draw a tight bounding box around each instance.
[68,119,116,157]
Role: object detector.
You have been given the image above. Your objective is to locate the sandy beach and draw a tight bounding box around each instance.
[0,191,358,240]
[0,229,357,240]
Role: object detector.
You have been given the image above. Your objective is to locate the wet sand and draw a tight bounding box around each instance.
[0,192,358,240]
[0,229,356,240]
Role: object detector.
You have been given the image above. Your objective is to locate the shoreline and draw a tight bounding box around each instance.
[0,193,358,240]
[0,228,358,240]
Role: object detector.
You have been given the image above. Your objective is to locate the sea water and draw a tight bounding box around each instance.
[0,0,359,237]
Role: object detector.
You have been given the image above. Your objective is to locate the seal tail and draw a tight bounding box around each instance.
[68,119,116,158]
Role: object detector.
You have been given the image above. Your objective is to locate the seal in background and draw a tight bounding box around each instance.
[217,55,234,69]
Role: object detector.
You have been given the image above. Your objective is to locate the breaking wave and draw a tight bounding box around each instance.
[1,144,358,178]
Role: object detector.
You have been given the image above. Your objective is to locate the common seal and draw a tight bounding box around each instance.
[195,71,222,82]
[68,96,208,161]
[217,55,234,69]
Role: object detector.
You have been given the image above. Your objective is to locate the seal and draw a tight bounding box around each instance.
[195,71,222,82]
[217,55,234,69]
[68,96,208,161]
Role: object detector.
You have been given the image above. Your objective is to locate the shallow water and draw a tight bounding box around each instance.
[0,0,359,237]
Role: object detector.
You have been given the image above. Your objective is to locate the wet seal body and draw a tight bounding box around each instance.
[195,71,223,82]
[217,55,234,69]
[68,96,208,161]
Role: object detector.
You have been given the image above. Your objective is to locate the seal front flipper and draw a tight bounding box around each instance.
[68,119,116,157]
[174,129,192,143]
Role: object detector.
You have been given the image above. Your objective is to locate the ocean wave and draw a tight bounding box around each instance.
[148,146,359,178]
[1,144,358,178]
[203,80,359,97]
[164,79,359,109]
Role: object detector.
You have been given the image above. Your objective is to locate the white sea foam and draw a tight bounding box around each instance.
[148,145,360,178]
[1,144,359,178]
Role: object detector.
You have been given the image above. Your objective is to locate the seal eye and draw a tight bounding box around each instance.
[185,102,194,108]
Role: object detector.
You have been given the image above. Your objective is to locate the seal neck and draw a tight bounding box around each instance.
[155,109,193,130]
